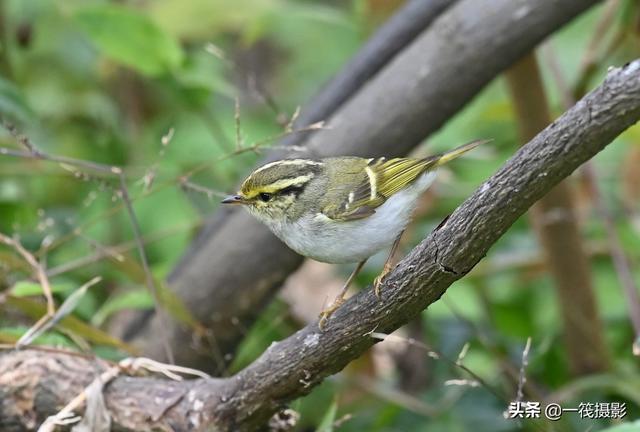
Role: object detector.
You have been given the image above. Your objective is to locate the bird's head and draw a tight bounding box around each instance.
[222,159,323,222]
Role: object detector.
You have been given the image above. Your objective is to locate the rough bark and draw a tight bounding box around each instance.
[505,53,609,374]
[279,0,456,149]
[3,59,639,432]
[123,0,602,371]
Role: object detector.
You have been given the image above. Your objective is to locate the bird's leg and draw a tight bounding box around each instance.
[319,260,367,330]
[374,230,405,298]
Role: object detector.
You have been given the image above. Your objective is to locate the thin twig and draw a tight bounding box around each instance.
[139,127,175,192]
[46,224,195,278]
[38,363,121,432]
[369,332,505,403]
[22,120,314,256]
[1,122,176,362]
[515,337,532,403]
[444,379,480,387]
[118,174,175,364]
[578,0,619,68]
[246,73,290,126]
[0,343,116,362]
[179,178,229,199]
[204,42,229,64]
[16,277,102,347]
[284,106,301,133]
[442,296,545,401]
[455,342,470,365]
[120,356,211,380]
[0,233,55,315]
[584,165,640,354]
[541,42,574,109]
[172,119,328,185]
[0,118,325,260]
[349,374,455,417]
[234,96,242,151]
[572,0,623,98]
[78,233,125,263]
[2,121,120,175]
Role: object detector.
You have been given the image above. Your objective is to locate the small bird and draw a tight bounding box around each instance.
[222,139,488,328]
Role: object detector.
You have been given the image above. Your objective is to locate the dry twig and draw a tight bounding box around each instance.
[0,121,175,363]
[16,276,102,347]
[0,233,55,316]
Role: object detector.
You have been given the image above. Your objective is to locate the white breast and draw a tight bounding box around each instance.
[266,171,437,264]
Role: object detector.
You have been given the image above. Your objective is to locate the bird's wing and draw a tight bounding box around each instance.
[321,139,488,221]
[322,157,438,221]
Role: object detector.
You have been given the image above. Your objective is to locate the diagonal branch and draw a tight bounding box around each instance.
[2,59,639,432]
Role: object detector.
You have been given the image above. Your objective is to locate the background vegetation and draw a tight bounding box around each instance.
[0,0,639,431]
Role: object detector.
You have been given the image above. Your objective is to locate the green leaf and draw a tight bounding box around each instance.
[0,326,73,347]
[317,399,338,432]
[0,330,19,344]
[11,280,73,297]
[0,180,24,203]
[174,50,234,98]
[230,300,290,372]
[15,278,100,347]
[92,289,154,327]
[74,4,184,76]
[157,280,202,328]
[5,296,137,354]
[112,255,200,329]
[0,76,33,123]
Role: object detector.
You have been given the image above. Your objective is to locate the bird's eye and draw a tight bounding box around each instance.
[259,192,272,202]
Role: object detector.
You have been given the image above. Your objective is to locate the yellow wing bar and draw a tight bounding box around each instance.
[323,139,489,221]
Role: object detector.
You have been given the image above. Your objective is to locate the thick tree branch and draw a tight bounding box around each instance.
[123,0,602,370]
[3,59,639,432]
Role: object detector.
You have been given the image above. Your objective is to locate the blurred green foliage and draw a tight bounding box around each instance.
[74,4,184,76]
[0,0,639,431]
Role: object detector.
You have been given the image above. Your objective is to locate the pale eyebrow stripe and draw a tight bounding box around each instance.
[253,159,323,174]
[364,165,377,200]
[249,174,314,196]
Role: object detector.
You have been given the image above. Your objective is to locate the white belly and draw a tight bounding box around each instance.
[268,171,436,263]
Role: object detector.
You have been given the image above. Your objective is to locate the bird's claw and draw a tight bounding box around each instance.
[318,297,345,330]
[373,266,392,298]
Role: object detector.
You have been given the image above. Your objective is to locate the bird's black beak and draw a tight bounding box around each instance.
[221,195,246,205]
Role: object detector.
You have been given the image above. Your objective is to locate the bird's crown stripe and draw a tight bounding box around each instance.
[253,159,323,174]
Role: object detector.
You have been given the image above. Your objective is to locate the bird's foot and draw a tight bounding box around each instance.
[373,265,392,298]
[318,297,345,330]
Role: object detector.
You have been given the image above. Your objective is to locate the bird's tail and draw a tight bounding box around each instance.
[433,138,491,167]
